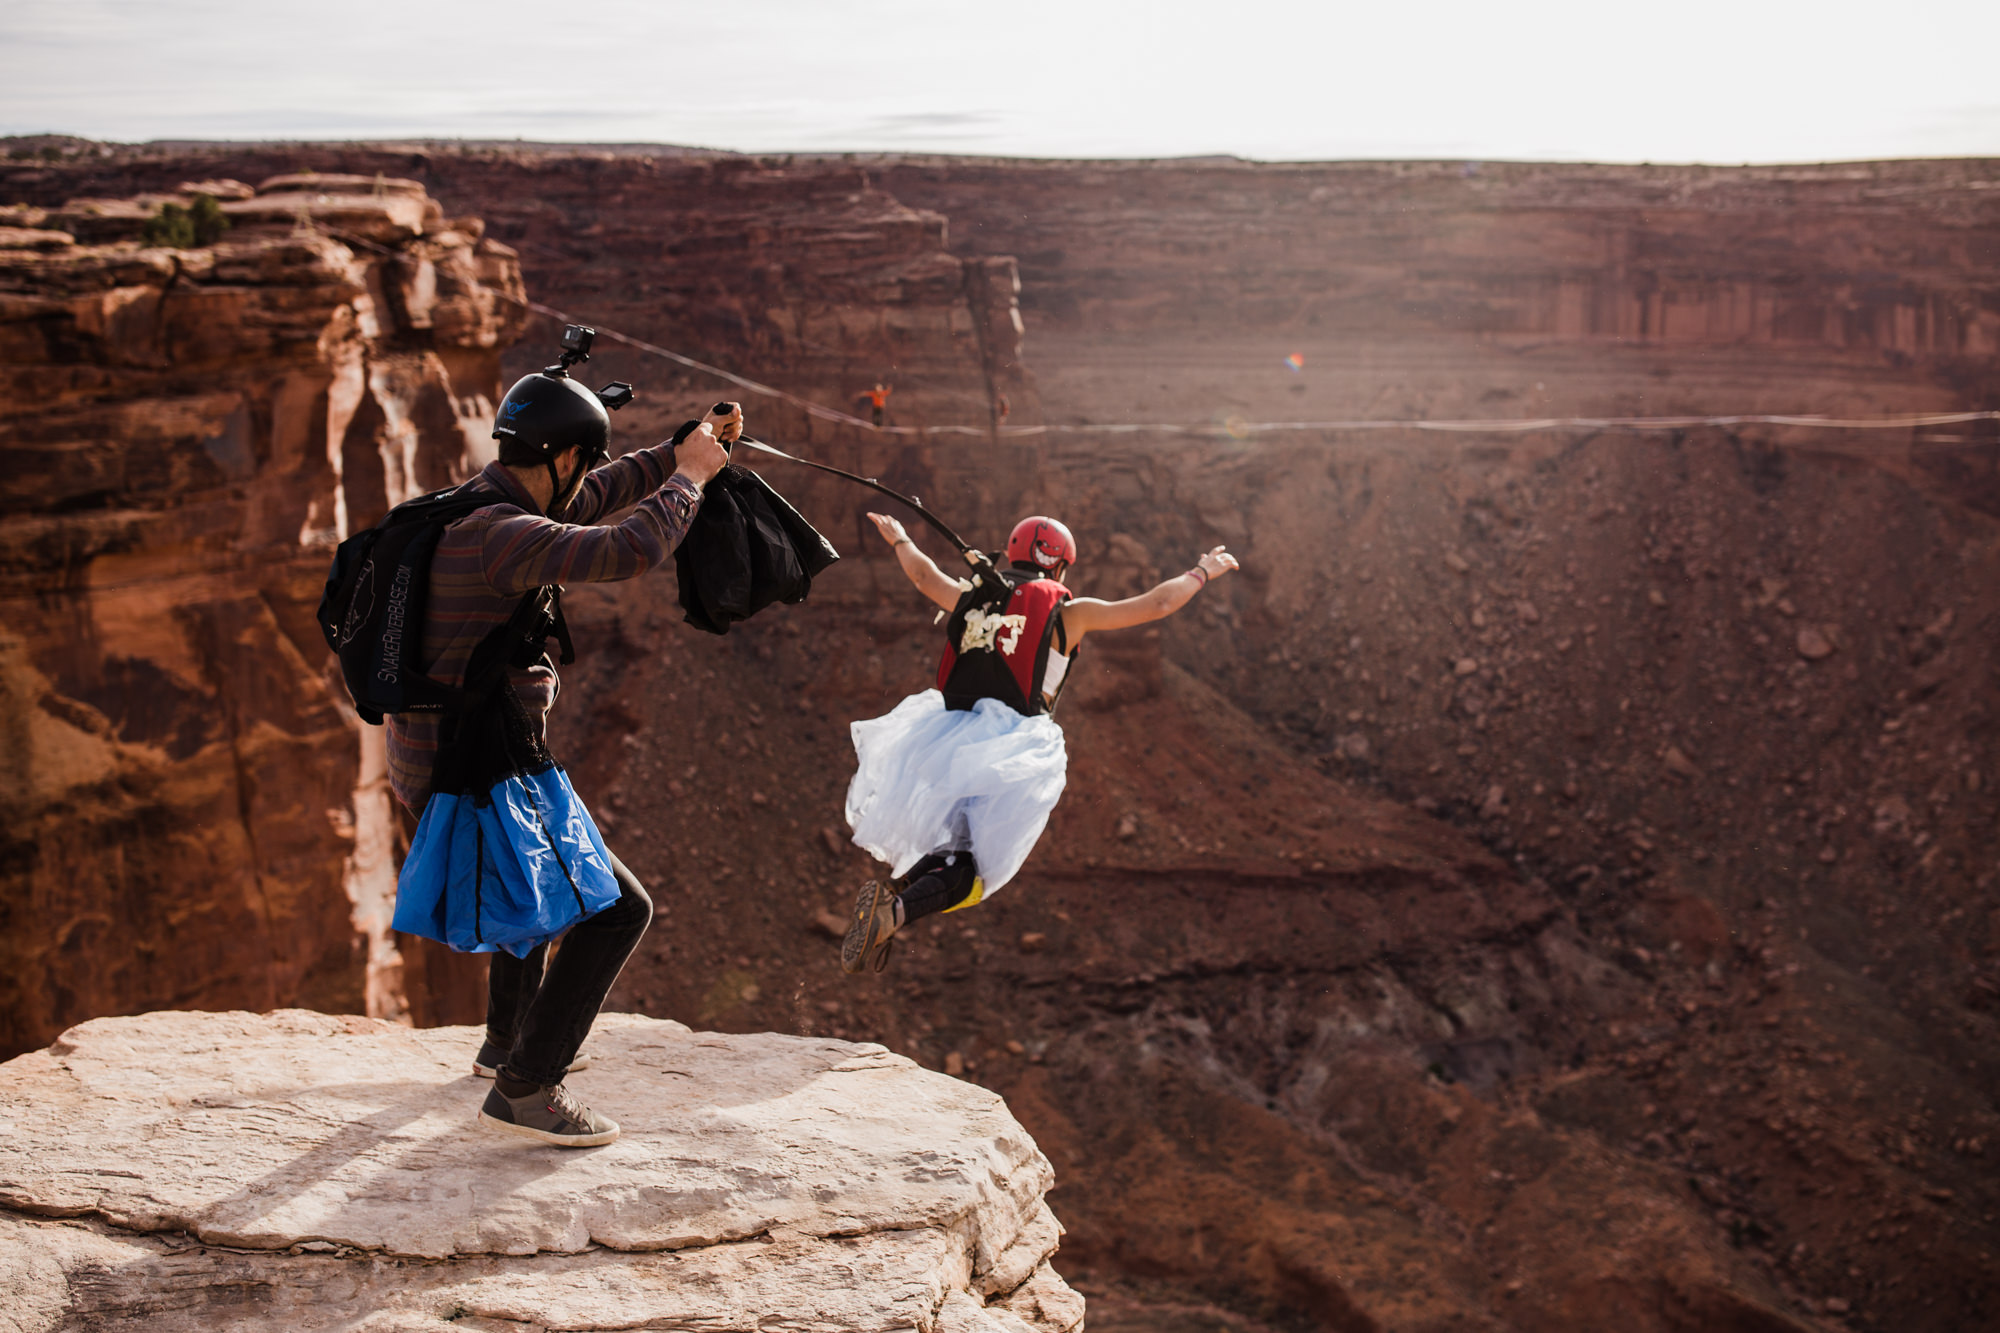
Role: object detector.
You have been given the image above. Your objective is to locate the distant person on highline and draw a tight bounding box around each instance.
[860,381,893,428]
[387,382,736,1146]
[840,514,1238,972]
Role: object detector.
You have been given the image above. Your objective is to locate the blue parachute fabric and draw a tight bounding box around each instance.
[393,767,620,959]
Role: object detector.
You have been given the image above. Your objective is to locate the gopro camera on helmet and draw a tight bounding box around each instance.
[557,324,595,370]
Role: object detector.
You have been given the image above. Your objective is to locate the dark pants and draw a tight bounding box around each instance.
[485,850,652,1086]
[897,850,978,924]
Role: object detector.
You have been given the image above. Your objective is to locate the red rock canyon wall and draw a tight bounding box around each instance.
[0,171,525,1052]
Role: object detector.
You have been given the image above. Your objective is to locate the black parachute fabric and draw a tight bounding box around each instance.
[674,461,840,635]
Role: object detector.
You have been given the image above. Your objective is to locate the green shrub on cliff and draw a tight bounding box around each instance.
[141,194,230,248]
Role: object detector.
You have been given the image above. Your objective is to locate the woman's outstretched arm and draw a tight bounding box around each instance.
[867,512,966,612]
[1061,545,1239,643]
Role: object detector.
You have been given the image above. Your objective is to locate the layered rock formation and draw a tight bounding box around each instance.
[436,154,1038,445]
[0,1008,1081,1331]
[0,175,524,1054]
[1,148,1037,446]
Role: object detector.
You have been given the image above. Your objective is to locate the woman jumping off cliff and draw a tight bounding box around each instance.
[840,513,1238,973]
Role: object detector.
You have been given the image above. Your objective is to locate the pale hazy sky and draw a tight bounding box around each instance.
[4,0,1997,163]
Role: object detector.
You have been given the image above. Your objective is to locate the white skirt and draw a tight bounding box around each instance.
[845,689,1067,897]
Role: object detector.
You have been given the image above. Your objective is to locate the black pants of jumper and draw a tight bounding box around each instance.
[485,850,652,1086]
[897,850,978,924]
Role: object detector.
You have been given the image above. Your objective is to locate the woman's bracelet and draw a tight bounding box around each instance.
[1186,565,1209,588]
[894,538,914,550]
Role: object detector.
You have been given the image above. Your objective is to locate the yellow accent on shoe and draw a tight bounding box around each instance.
[942,877,986,913]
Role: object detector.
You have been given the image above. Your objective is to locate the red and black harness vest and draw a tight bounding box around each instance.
[936,568,1074,717]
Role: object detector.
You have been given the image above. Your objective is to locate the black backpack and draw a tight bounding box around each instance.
[317,485,569,725]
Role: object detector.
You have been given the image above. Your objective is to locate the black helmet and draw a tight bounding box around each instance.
[493,370,611,467]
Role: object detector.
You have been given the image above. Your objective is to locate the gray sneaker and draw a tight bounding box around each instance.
[472,1039,592,1079]
[478,1080,620,1147]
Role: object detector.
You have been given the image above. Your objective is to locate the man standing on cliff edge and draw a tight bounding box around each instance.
[385,374,734,1147]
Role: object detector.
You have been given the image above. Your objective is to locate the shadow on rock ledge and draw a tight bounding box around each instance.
[0,1009,1082,1332]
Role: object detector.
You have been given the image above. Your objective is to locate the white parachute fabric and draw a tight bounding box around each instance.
[845,689,1067,896]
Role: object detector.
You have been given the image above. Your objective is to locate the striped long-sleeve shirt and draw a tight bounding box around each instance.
[386,447,701,812]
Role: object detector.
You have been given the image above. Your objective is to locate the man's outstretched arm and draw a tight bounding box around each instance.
[868,512,965,611]
[483,425,731,594]
[566,403,741,526]
[1061,545,1239,641]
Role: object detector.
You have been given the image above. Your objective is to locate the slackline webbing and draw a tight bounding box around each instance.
[513,298,2000,442]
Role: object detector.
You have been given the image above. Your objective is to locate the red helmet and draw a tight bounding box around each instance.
[1006,516,1077,570]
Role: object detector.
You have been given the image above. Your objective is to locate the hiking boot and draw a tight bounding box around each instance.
[841,879,898,975]
[472,1039,592,1080]
[477,1080,620,1147]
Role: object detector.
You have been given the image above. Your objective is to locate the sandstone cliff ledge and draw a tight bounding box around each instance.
[0,1009,1082,1332]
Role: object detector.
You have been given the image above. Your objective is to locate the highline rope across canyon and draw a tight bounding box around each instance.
[514,298,2000,444]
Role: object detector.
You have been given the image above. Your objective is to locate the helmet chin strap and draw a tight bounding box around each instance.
[543,460,566,519]
[543,449,596,521]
